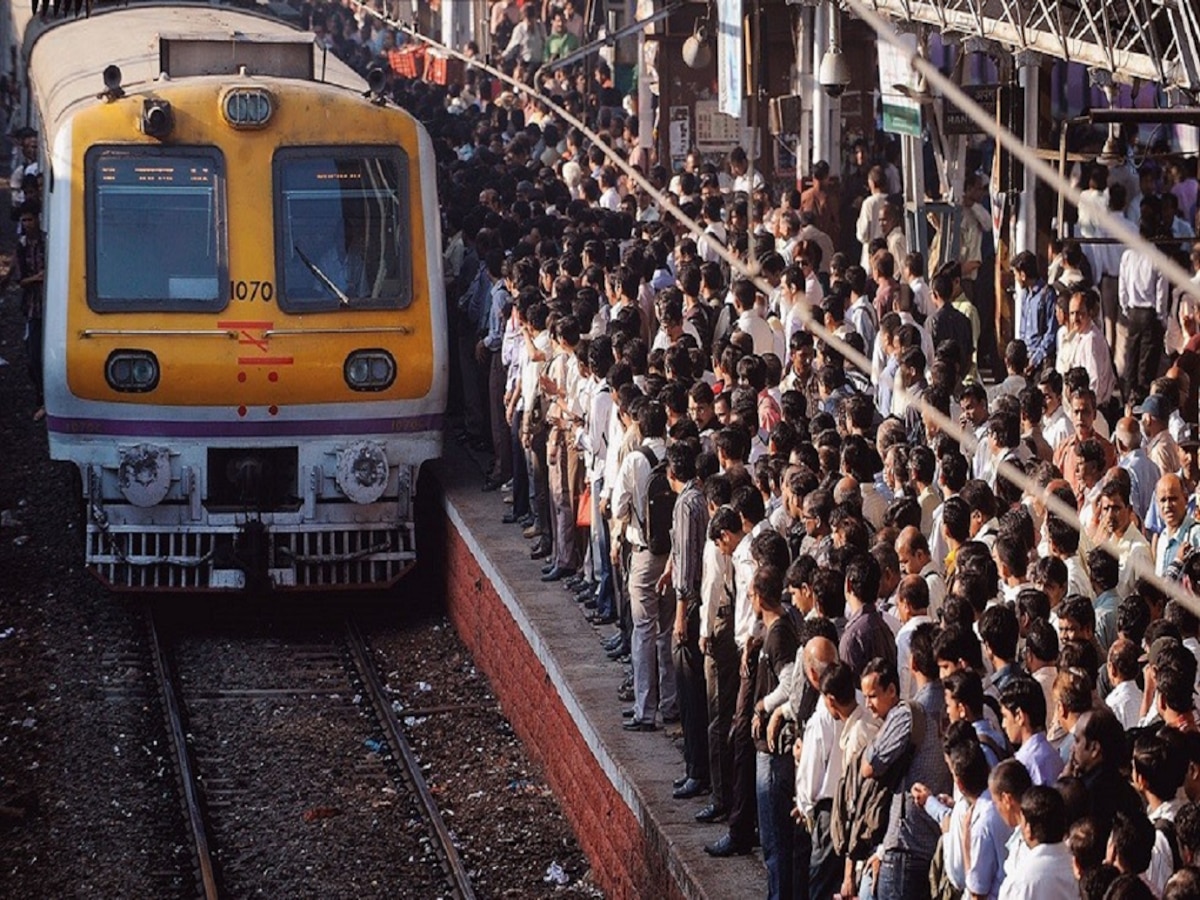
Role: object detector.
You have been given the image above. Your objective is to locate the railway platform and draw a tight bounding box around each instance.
[424,446,766,900]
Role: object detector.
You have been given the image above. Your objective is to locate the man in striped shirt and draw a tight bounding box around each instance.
[661,441,712,799]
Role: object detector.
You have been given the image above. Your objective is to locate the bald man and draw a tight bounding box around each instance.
[1152,473,1200,576]
[787,636,844,900]
[895,526,947,616]
[1114,416,1162,521]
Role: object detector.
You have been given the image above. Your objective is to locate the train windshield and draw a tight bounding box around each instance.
[87,148,226,311]
[274,149,411,311]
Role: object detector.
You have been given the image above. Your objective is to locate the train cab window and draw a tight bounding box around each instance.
[274,148,411,312]
[86,148,226,311]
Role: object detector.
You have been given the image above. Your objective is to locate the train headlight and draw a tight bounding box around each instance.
[106,351,160,392]
[335,440,389,504]
[221,88,274,129]
[118,444,172,507]
[344,350,395,391]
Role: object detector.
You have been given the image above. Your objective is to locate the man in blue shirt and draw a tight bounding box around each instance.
[1013,250,1057,373]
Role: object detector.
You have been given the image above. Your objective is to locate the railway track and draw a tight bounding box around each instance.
[145,605,476,899]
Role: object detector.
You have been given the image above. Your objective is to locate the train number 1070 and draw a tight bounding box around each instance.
[231,280,274,302]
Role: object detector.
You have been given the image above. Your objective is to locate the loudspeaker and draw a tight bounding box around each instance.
[768,95,803,135]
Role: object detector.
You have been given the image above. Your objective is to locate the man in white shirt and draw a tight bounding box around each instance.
[1095,477,1153,601]
[730,279,775,357]
[996,786,1078,900]
[1104,638,1144,728]
[894,576,933,700]
[855,166,889,271]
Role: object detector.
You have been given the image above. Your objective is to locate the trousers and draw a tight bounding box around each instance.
[627,549,675,722]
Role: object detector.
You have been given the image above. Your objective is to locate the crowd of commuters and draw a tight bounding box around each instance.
[300,2,1200,898]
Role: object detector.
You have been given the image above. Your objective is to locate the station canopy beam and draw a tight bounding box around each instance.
[858,0,1200,94]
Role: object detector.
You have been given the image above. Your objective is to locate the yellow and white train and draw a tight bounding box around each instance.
[4,2,447,590]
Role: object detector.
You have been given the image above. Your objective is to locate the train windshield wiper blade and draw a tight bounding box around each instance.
[293,244,352,307]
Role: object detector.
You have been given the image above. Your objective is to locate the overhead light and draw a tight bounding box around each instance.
[682,11,712,70]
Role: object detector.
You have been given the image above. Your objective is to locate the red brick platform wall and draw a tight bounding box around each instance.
[434,497,686,900]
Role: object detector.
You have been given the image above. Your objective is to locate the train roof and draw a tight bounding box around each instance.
[20,2,367,138]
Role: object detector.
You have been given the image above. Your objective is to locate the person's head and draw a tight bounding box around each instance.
[1070,388,1098,437]
[999,677,1048,744]
[1177,802,1200,865]
[895,526,931,576]
[1158,472,1191,532]
[979,604,1019,664]
[1058,594,1097,644]
[1069,290,1094,331]
[861,657,900,720]
[1071,707,1127,776]
[1098,477,1134,537]
[844,553,881,610]
[1164,868,1200,900]
[820,661,858,719]
[1021,784,1067,846]
[1132,729,1189,805]
[943,668,985,724]
[989,758,1033,828]
[1068,817,1108,880]
[1107,637,1141,685]
[1106,810,1156,877]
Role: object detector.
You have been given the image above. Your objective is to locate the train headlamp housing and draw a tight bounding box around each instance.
[141,99,174,139]
[221,88,274,129]
[344,350,395,392]
[106,350,160,393]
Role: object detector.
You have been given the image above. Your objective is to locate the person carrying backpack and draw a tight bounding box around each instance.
[858,656,952,899]
[612,399,676,731]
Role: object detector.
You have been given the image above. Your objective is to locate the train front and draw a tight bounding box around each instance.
[37,21,447,591]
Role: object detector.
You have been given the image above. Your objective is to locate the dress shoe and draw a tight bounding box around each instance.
[673,775,690,789]
[622,719,656,732]
[519,514,535,528]
[613,653,631,665]
[704,835,749,857]
[522,524,542,540]
[541,566,575,583]
[582,598,598,611]
[482,477,504,492]
[602,634,623,650]
[673,778,710,800]
[542,563,556,575]
[530,543,552,561]
[616,684,634,702]
[694,803,728,823]
[586,613,616,626]
[606,642,630,660]
[564,575,586,591]
[621,708,636,718]
[502,511,521,524]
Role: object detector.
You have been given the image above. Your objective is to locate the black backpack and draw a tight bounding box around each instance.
[635,447,674,556]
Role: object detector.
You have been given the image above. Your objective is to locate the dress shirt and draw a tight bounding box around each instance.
[1043,405,1074,451]
[1109,521,1152,600]
[847,296,878,350]
[1148,429,1182,478]
[735,308,776,357]
[1057,323,1115,405]
[1017,280,1057,369]
[1119,246,1171,327]
[838,704,880,777]
[1055,431,1118,496]
[896,615,933,700]
[1014,731,1064,786]
[1156,515,1200,577]
[1093,588,1119,650]
[996,840,1077,900]
[869,683,951,860]
[839,604,898,679]
[1148,797,1186,897]
[670,482,708,601]
[698,540,729,641]
[798,223,835,274]
[886,227,909,275]
[612,436,666,551]
[908,277,933,319]
[965,793,1012,900]
[1120,448,1162,522]
[732,530,765,650]
[1105,679,1144,729]
[857,192,888,269]
[582,381,612,480]
[795,695,840,818]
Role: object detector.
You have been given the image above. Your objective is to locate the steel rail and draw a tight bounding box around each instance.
[344,619,477,900]
[145,606,220,900]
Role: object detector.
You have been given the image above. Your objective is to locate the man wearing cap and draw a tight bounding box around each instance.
[1153,473,1200,576]
[1140,393,1183,477]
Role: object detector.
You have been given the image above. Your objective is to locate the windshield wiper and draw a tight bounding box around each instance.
[293,244,352,307]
